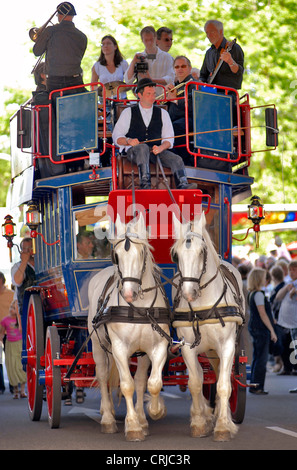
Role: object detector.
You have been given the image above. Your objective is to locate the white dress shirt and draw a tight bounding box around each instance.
[124,47,175,95]
[112,103,175,153]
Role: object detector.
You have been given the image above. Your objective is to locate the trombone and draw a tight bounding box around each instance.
[29,5,71,73]
[156,79,192,101]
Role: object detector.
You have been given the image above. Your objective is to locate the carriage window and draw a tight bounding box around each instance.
[73,204,111,260]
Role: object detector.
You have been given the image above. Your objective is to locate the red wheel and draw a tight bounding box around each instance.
[26,295,44,421]
[45,326,61,428]
[230,355,247,424]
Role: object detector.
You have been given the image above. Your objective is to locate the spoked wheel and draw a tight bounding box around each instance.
[230,353,247,424]
[26,295,44,422]
[45,326,61,428]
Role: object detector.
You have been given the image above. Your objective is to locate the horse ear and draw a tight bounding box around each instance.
[172,213,190,239]
[192,212,205,235]
[131,212,147,240]
[115,214,126,238]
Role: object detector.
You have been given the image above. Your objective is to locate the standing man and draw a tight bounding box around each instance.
[199,20,244,90]
[11,238,35,317]
[112,78,196,190]
[33,2,88,94]
[156,27,173,53]
[124,26,174,96]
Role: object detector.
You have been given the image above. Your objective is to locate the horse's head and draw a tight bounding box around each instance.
[112,213,148,303]
[171,213,208,302]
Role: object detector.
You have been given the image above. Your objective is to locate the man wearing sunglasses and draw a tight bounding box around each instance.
[156,27,173,54]
[165,56,196,165]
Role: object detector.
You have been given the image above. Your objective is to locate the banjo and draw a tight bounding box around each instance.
[207,38,237,84]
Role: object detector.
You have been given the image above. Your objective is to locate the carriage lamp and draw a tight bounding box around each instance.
[25,201,41,254]
[247,195,265,249]
[2,215,16,262]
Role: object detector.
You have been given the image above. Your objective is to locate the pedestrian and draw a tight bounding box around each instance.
[0,300,27,399]
[247,268,277,394]
[0,272,14,393]
[275,260,297,390]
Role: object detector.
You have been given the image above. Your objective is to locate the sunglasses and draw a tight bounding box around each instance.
[174,64,188,69]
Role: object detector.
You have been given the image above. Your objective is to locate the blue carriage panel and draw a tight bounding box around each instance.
[193,89,233,154]
[56,91,98,156]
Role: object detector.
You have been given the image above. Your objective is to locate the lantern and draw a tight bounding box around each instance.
[25,201,41,254]
[2,215,16,262]
[247,195,265,248]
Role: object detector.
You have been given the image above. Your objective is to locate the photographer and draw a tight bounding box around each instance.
[124,26,174,96]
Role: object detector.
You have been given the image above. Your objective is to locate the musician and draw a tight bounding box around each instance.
[199,20,244,89]
[91,35,128,97]
[112,78,196,190]
[124,26,174,96]
[33,2,88,94]
[156,27,173,53]
[165,56,196,165]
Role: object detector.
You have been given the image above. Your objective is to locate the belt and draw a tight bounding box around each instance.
[46,74,82,79]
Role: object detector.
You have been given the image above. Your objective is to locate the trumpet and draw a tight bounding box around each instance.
[156,79,192,101]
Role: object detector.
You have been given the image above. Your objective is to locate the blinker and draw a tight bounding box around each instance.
[186,238,192,249]
[124,238,131,252]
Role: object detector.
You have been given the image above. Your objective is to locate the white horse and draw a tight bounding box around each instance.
[171,212,245,441]
[88,213,170,441]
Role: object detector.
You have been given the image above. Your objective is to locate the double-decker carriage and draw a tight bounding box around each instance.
[5,78,277,430]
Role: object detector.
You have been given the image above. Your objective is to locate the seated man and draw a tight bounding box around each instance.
[165,55,196,165]
[112,78,196,189]
[76,231,94,259]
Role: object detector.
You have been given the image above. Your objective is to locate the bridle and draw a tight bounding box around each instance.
[172,231,210,290]
[111,232,148,288]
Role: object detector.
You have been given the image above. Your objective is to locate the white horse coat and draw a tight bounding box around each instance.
[171,212,245,441]
[88,214,170,441]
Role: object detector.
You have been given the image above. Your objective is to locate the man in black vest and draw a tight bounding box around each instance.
[112,78,195,189]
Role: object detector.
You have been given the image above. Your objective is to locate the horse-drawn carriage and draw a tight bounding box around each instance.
[4,78,277,440]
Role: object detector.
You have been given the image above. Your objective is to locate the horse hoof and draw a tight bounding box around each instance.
[101,423,118,434]
[191,423,213,438]
[214,430,231,442]
[126,430,145,441]
[147,406,167,421]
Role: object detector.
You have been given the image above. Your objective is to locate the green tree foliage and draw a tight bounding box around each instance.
[89,0,297,204]
[1,0,296,208]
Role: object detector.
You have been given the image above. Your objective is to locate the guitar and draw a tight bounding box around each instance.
[207,38,237,84]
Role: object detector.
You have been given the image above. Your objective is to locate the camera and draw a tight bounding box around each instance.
[134,54,149,74]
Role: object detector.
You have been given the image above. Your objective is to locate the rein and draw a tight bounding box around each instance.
[173,230,244,349]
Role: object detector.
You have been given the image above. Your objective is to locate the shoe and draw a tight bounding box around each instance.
[20,393,27,398]
[64,397,72,406]
[137,163,151,189]
[13,392,19,399]
[249,388,269,395]
[289,388,297,393]
[174,169,197,189]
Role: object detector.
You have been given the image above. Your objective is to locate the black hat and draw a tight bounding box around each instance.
[136,78,157,93]
[57,2,77,16]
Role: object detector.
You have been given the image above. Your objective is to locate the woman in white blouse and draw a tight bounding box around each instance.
[91,35,128,97]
